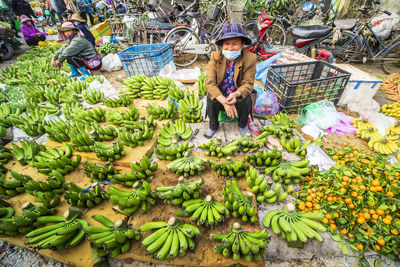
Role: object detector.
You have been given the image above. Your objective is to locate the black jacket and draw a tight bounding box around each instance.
[76,23,96,47]
[12,0,35,18]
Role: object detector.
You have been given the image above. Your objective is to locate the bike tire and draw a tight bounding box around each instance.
[244,19,287,45]
[164,26,200,67]
[0,43,13,61]
[331,31,360,63]
[380,41,400,75]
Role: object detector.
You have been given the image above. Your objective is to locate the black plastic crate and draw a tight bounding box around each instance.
[265,61,351,113]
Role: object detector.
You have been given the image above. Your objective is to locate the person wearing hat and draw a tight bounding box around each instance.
[52,21,101,79]
[204,23,257,139]
[20,14,48,46]
[70,13,95,46]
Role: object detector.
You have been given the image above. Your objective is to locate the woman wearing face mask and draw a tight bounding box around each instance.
[20,15,48,46]
[204,23,257,139]
[52,22,102,80]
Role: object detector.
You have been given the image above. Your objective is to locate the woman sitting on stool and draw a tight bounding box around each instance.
[20,15,48,46]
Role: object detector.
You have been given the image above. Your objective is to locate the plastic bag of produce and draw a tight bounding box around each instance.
[100,54,122,72]
[254,89,279,116]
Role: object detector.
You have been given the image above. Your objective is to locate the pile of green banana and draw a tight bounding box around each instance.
[0,125,7,138]
[106,106,139,125]
[0,102,20,129]
[168,82,185,102]
[31,143,81,175]
[199,138,239,157]
[32,103,60,116]
[197,72,206,98]
[90,124,118,141]
[210,222,269,262]
[62,102,87,121]
[210,157,247,178]
[181,195,228,226]
[156,177,204,206]
[122,116,157,133]
[43,86,61,104]
[26,213,88,250]
[83,161,119,181]
[72,107,107,123]
[0,200,13,218]
[146,101,177,120]
[44,119,71,142]
[266,159,310,184]
[157,119,193,147]
[94,142,126,162]
[11,140,43,166]
[0,170,32,197]
[110,156,158,187]
[280,136,310,157]
[65,80,89,93]
[84,75,104,84]
[70,121,95,152]
[118,127,154,148]
[82,88,104,105]
[8,107,47,136]
[0,147,12,164]
[263,203,326,244]
[243,148,282,167]
[222,179,257,223]
[122,74,171,100]
[107,181,157,215]
[64,182,107,208]
[262,113,295,138]
[178,90,203,123]
[238,132,268,152]
[155,140,193,160]
[84,215,141,258]
[26,188,62,209]
[104,95,133,107]
[167,154,208,178]
[140,217,201,260]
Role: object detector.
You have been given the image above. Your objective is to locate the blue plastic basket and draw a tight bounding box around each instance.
[118,43,174,77]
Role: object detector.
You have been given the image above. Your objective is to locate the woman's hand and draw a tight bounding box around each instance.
[224,103,238,119]
[226,91,241,105]
[51,57,57,67]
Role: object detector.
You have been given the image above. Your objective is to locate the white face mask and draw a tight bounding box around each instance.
[222,50,241,61]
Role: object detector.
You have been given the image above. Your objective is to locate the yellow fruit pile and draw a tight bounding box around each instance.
[381,102,400,117]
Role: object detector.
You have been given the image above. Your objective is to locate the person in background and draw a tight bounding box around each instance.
[49,0,66,22]
[52,22,101,79]
[204,23,256,138]
[0,0,20,37]
[77,0,93,25]
[20,14,48,45]
[12,0,36,19]
[69,13,95,46]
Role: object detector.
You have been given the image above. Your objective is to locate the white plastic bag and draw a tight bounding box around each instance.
[364,112,396,137]
[100,54,122,72]
[371,12,399,40]
[306,144,336,171]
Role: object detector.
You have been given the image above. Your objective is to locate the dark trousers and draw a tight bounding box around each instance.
[80,11,94,25]
[206,95,252,130]
[25,35,46,46]
[66,55,102,70]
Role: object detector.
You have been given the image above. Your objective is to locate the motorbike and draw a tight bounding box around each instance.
[0,26,21,61]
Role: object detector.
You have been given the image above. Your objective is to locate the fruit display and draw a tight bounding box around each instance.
[168,82,185,102]
[83,161,119,181]
[197,72,206,98]
[110,156,158,187]
[98,42,118,57]
[381,101,400,117]
[210,157,247,178]
[167,154,208,178]
[181,195,228,226]
[381,73,400,101]
[262,113,295,138]
[266,159,310,184]
[368,137,399,154]
[178,90,203,123]
[0,170,32,197]
[107,181,157,215]
[122,75,172,100]
[104,95,133,108]
[44,119,71,142]
[146,101,177,120]
[106,106,139,125]
[64,182,108,208]
[94,142,126,162]
[156,177,204,206]
[90,124,118,141]
[11,141,43,166]
[243,148,282,167]
[280,136,310,156]
[157,119,193,147]
[211,222,268,261]
[140,217,201,260]
[0,146,12,164]
[83,215,141,258]
[263,203,325,244]
[222,179,257,223]
[82,88,104,105]
[155,140,194,160]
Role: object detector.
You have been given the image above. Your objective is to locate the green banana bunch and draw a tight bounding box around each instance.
[157,119,193,147]
[64,182,107,208]
[156,177,204,206]
[263,203,326,244]
[83,161,119,181]
[0,125,6,138]
[106,107,140,125]
[122,116,157,133]
[24,171,64,195]
[8,107,47,136]
[140,76,171,100]
[90,123,118,141]
[44,119,71,142]
[30,143,81,175]
[222,179,257,223]
[0,170,32,197]
[110,155,158,187]
[72,107,107,123]
[261,113,295,138]
[84,75,104,84]
[0,102,21,128]
[199,138,239,157]
[65,80,89,94]
[118,127,152,148]
[94,142,126,162]
[70,121,95,152]
[238,132,268,153]
[266,159,310,184]
[197,72,206,98]
[181,195,228,226]
[43,86,61,104]
[146,101,177,120]
[104,95,133,108]
[121,74,147,98]
[11,140,43,166]
[168,82,184,102]
[84,215,141,258]
[107,181,156,215]
[140,217,201,260]
[243,147,282,167]
[62,101,87,120]
[178,90,203,123]
[155,140,193,160]
[280,136,310,157]
[79,86,104,102]
[36,103,60,116]
[0,146,12,164]
[210,222,269,262]
[167,154,208,178]
[210,157,247,178]
[0,203,13,219]
[98,42,118,56]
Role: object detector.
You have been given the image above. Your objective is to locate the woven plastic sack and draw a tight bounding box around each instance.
[254,90,279,116]
[297,100,340,129]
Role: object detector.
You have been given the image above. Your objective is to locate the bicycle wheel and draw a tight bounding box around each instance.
[266,23,287,45]
[164,27,200,67]
[331,31,360,63]
[244,19,258,41]
[380,41,400,75]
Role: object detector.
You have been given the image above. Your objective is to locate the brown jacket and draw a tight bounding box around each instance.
[206,50,257,101]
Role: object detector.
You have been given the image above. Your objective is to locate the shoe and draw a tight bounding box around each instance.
[68,64,81,78]
[77,66,91,80]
